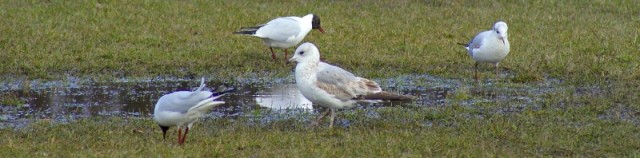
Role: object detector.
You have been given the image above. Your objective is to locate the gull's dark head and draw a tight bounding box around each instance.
[311,14,325,33]
[158,125,170,140]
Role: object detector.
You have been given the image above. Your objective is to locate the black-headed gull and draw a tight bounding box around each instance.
[153,78,227,145]
[458,21,510,82]
[289,42,414,128]
[234,14,325,61]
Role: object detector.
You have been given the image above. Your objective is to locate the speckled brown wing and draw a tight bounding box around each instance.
[315,62,366,100]
[315,80,354,101]
[355,77,382,94]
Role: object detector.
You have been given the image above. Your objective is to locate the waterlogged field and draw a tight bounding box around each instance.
[1,0,640,157]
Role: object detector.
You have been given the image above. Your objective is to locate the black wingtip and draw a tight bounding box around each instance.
[233,26,262,35]
[233,30,257,35]
[240,26,262,30]
[211,86,236,96]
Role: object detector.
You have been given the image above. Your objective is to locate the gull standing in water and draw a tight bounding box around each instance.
[458,21,510,82]
[234,14,325,61]
[289,42,414,128]
[153,78,227,145]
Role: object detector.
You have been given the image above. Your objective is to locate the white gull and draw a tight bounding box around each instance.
[153,78,226,145]
[459,21,510,82]
[234,14,325,61]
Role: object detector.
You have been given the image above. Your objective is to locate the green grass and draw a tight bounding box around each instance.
[1,103,638,157]
[1,0,640,157]
[1,0,638,83]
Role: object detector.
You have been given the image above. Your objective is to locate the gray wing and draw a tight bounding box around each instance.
[156,91,212,114]
[467,30,491,54]
[255,17,301,42]
[315,62,362,101]
[317,62,358,86]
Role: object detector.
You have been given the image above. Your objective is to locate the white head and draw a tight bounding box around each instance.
[289,42,321,63]
[493,21,508,43]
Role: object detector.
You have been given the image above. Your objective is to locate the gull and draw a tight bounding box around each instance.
[458,21,510,82]
[289,42,414,128]
[234,14,325,61]
[153,78,227,145]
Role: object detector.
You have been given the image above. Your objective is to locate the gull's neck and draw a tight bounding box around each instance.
[295,61,319,82]
[297,15,314,36]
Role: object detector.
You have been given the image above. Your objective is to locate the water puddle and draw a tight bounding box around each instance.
[254,83,313,110]
[0,74,621,128]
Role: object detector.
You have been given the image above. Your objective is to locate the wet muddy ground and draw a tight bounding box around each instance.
[0,74,625,128]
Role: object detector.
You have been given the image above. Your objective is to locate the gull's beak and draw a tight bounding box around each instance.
[318,27,325,33]
[500,38,505,45]
[288,57,296,62]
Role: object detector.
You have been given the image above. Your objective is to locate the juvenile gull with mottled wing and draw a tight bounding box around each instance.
[289,42,414,128]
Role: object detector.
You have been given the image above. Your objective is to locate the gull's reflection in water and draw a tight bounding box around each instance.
[255,84,313,110]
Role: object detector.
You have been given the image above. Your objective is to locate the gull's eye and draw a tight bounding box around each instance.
[496,30,500,34]
[299,51,305,55]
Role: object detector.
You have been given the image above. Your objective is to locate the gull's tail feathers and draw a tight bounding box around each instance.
[195,77,206,92]
[457,43,470,51]
[356,99,383,104]
[189,78,208,98]
[188,94,226,113]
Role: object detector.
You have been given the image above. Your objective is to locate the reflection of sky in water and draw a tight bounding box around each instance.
[1,74,572,128]
[254,84,312,110]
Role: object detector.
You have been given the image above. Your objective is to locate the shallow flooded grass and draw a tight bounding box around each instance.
[1,0,640,157]
[2,102,639,157]
[1,76,639,157]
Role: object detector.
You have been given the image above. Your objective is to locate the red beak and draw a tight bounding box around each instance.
[318,27,325,33]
